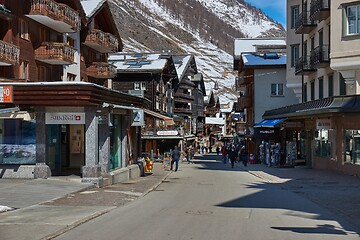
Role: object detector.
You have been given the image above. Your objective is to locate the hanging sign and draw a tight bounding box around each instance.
[131,109,144,126]
[0,86,13,103]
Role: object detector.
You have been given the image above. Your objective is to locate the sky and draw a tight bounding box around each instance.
[245,0,286,27]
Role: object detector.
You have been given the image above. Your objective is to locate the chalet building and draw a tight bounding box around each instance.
[233,38,299,164]
[191,72,206,137]
[262,0,360,175]
[0,0,147,186]
[203,90,222,151]
[173,55,199,147]
[109,52,180,157]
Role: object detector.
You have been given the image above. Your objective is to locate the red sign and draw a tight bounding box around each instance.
[0,86,13,103]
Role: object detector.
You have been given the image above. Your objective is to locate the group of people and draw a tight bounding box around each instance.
[219,142,248,168]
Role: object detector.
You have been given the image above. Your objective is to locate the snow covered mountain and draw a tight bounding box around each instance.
[109,0,286,103]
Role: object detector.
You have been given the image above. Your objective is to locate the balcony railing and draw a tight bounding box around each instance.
[84,29,118,53]
[310,45,330,68]
[310,0,330,21]
[174,107,192,114]
[35,42,75,65]
[295,56,317,75]
[295,11,317,34]
[174,92,194,101]
[87,62,117,79]
[28,0,80,32]
[0,40,19,66]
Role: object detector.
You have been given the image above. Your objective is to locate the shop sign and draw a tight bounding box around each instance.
[316,119,332,130]
[46,112,85,124]
[0,86,13,103]
[131,109,144,127]
[259,129,275,134]
[157,130,178,136]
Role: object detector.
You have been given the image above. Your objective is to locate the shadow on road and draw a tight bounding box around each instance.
[192,153,360,237]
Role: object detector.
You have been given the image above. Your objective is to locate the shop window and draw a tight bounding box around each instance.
[0,119,36,164]
[314,129,332,157]
[344,130,360,165]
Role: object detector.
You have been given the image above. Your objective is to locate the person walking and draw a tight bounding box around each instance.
[221,145,227,164]
[216,146,220,155]
[171,146,181,172]
[228,144,238,168]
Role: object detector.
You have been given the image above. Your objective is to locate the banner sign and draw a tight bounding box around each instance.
[0,86,13,103]
[46,112,85,124]
[131,109,144,127]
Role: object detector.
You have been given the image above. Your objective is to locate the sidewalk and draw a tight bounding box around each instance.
[239,162,360,232]
[0,162,171,240]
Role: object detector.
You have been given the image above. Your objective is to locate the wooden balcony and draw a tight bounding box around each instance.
[87,62,117,79]
[27,0,80,33]
[35,42,75,65]
[174,107,192,115]
[174,92,194,102]
[310,0,330,21]
[295,56,317,75]
[295,11,317,34]
[84,29,118,53]
[310,45,330,68]
[0,40,20,66]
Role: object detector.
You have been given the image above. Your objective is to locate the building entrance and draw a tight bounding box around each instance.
[47,124,85,176]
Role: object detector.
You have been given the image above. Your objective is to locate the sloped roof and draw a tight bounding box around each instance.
[81,0,105,18]
[242,53,286,67]
[234,38,286,57]
[109,53,167,72]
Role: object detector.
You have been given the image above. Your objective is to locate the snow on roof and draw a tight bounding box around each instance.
[173,55,192,80]
[242,53,286,66]
[234,38,286,57]
[108,53,167,71]
[81,0,105,18]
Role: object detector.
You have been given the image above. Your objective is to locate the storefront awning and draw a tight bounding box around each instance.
[254,118,286,128]
[143,109,175,126]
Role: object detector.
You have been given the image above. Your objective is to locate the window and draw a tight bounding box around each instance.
[67,73,76,81]
[318,77,324,99]
[19,61,28,80]
[315,129,333,157]
[134,82,146,90]
[20,19,29,40]
[291,5,300,29]
[271,83,284,96]
[291,45,299,67]
[346,5,360,35]
[328,74,334,97]
[311,80,315,100]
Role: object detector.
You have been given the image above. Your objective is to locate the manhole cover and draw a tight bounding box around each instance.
[186,210,213,215]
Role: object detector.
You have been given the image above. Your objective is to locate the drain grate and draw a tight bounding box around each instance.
[186,210,213,215]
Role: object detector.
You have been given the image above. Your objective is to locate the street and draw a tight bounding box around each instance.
[54,155,360,240]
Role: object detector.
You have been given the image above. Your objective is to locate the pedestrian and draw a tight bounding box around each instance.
[216,146,220,155]
[171,146,180,172]
[240,146,248,166]
[228,144,238,168]
[221,145,227,164]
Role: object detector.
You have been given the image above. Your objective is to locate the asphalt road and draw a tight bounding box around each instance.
[54,156,360,240]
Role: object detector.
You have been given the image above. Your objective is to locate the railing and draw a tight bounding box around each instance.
[86,29,118,52]
[174,92,194,100]
[295,11,316,33]
[310,0,330,19]
[0,40,20,64]
[295,56,316,74]
[87,62,117,78]
[174,107,192,114]
[310,45,329,66]
[35,42,75,63]
[30,0,80,31]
